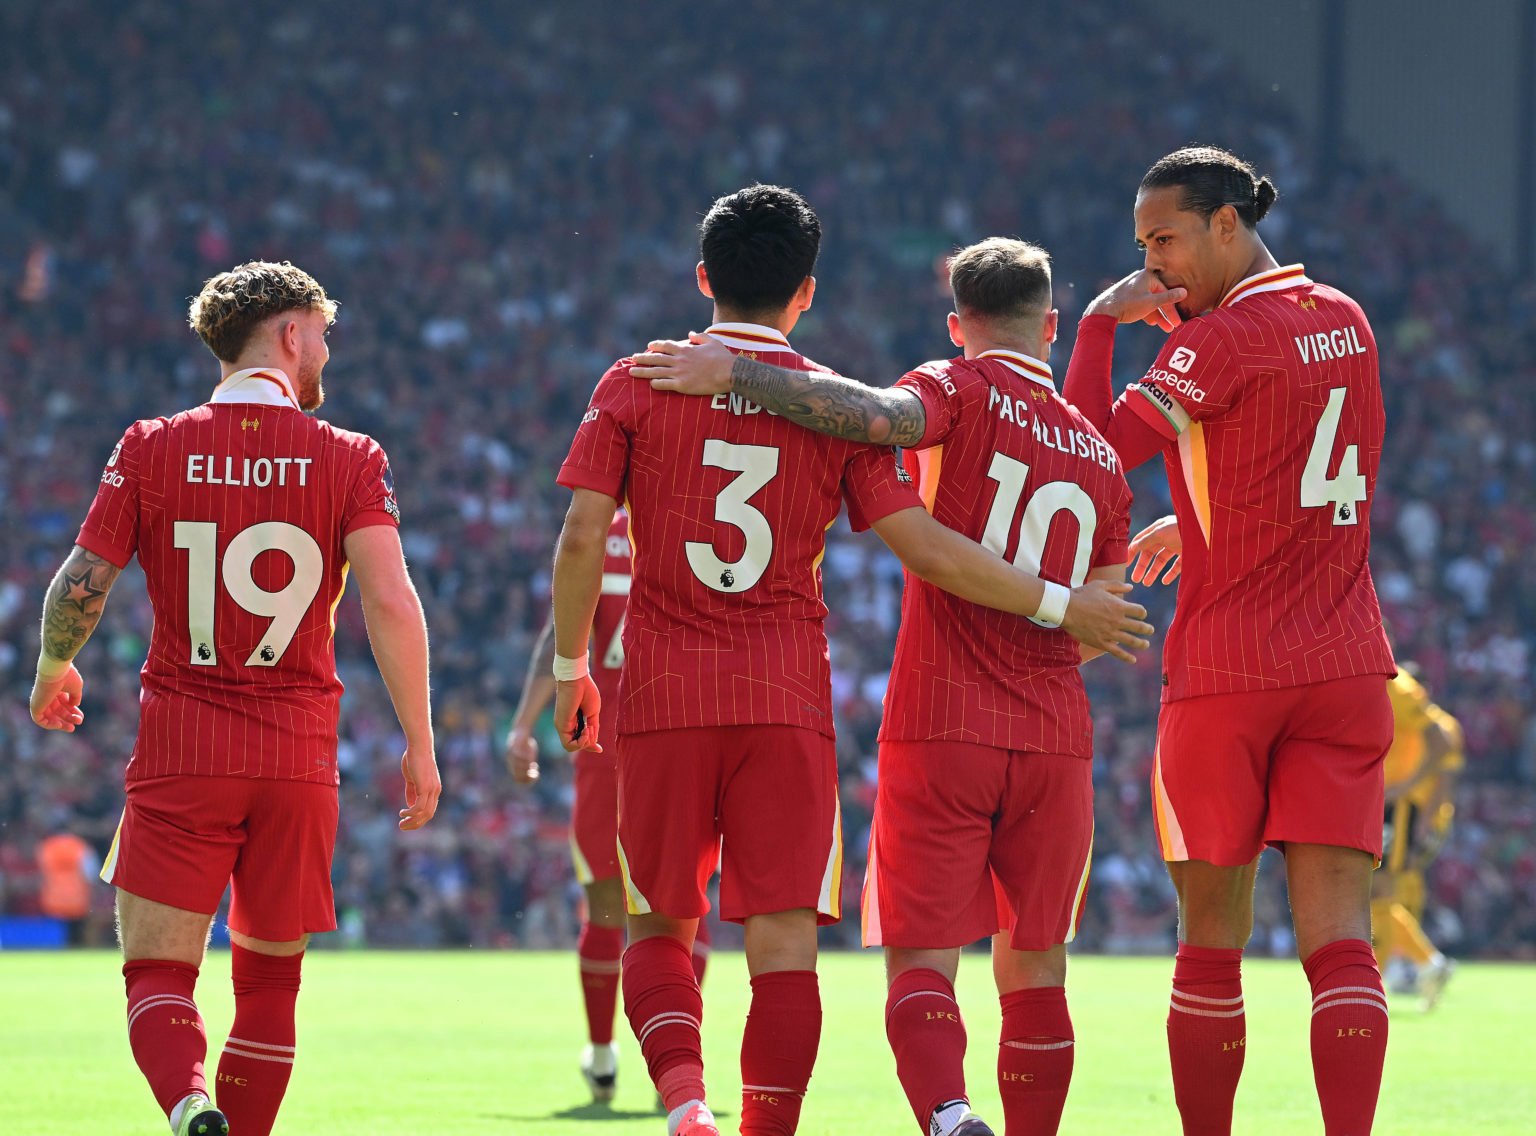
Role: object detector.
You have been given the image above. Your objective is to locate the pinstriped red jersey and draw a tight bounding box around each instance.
[558,322,922,737]
[75,369,400,783]
[590,510,631,708]
[1123,265,1395,700]
[880,351,1132,755]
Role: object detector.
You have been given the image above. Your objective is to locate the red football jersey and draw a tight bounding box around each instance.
[76,368,400,783]
[590,509,631,708]
[558,322,922,737]
[1122,265,1396,700]
[880,350,1132,755]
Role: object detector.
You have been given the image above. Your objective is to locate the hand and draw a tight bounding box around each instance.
[398,745,442,831]
[505,725,540,784]
[30,664,84,732]
[1085,270,1186,332]
[629,331,734,395]
[1128,515,1183,585]
[1060,579,1154,664]
[554,674,603,754]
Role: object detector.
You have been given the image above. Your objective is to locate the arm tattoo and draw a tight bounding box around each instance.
[729,356,927,447]
[41,547,121,662]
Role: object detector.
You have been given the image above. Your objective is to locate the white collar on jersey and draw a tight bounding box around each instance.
[209,368,301,409]
[704,322,795,353]
[1219,263,1311,309]
[976,348,1055,392]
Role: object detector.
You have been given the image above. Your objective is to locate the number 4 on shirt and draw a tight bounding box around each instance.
[1300,386,1368,526]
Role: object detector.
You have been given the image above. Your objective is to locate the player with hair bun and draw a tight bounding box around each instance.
[1065,146,1397,1136]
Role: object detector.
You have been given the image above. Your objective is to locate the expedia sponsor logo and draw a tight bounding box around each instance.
[1168,346,1198,373]
[581,406,601,425]
[1145,370,1207,402]
[100,469,125,488]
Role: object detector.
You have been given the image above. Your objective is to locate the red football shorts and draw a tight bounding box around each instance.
[102,775,339,941]
[1151,674,1393,866]
[570,749,621,885]
[862,741,1094,953]
[617,725,841,924]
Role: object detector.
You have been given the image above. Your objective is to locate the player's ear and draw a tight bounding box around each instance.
[796,275,815,312]
[1213,203,1239,243]
[947,311,964,349]
[1045,309,1059,344]
[696,262,713,301]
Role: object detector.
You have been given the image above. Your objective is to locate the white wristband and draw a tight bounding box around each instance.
[1032,581,1071,628]
[36,653,71,680]
[552,653,590,682]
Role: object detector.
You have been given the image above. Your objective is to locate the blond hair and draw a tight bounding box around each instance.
[188,260,337,362]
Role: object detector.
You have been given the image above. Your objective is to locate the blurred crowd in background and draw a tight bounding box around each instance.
[2,1,1533,957]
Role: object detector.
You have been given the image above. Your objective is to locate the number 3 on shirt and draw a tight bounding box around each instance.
[173,520,324,666]
[686,439,778,593]
[1300,387,1367,526]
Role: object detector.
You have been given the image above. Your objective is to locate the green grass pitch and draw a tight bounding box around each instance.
[1,949,1527,1134]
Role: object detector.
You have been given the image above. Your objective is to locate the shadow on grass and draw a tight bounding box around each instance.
[485,1103,734,1123]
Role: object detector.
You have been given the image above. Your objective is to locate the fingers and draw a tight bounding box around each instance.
[687,330,709,343]
[648,379,684,392]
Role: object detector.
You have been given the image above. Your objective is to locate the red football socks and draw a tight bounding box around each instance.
[885,967,969,1134]
[123,959,208,1117]
[1166,944,1246,1136]
[578,922,625,1045]
[623,935,706,1111]
[997,985,1075,1136]
[739,969,821,1135]
[215,945,302,1136]
[692,917,712,986]
[1304,939,1388,1135]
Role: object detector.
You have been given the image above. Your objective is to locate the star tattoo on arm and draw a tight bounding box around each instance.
[41,547,122,662]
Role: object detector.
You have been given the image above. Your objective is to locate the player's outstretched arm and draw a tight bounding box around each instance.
[551,488,617,755]
[632,332,926,446]
[345,525,440,831]
[30,544,120,731]
[871,507,1154,664]
[504,615,556,784]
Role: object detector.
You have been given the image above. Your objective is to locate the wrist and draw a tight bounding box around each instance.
[1078,311,1120,331]
[35,653,71,681]
[1032,581,1072,628]
[553,652,590,681]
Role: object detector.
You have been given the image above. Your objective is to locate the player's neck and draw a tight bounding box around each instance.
[219,356,293,383]
[710,306,796,337]
[1224,243,1281,302]
[962,334,1047,365]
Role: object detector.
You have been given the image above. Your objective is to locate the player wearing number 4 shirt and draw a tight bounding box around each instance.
[635,236,1146,1136]
[27,262,440,1136]
[554,187,1148,1136]
[1066,147,1396,1136]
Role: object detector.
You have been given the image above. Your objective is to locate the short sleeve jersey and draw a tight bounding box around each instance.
[1124,266,1395,701]
[881,350,1132,756]
[590,509,632,709]
[558,323,922,737]
[76,369,400,784]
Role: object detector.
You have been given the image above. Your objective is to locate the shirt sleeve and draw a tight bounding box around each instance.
[1091,476,1133,570]
[75,423,144,568]
[1125,321,1240,439]
[841,443,923,532]
[557,367,633,502]
[894,361,963,450]
[343,439,401,535]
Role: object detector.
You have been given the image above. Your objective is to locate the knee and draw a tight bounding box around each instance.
[231,941,304,994]
[744,909,818,975]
